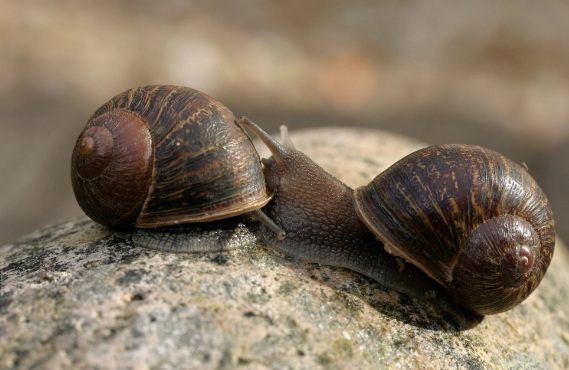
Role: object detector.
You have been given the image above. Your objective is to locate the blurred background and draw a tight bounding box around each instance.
[1,1,568,246]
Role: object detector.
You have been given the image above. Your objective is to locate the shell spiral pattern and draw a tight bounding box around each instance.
[354,144,555,314]
[71,85,270,228]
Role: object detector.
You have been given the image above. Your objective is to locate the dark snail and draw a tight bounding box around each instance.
[354,144,555,315]
[71,85,284,252]
[237,117,555,324]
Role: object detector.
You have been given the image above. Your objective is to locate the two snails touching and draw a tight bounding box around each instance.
[71,85,555,327]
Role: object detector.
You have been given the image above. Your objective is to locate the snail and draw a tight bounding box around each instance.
[236,117,555,325]
[71,85,284,252]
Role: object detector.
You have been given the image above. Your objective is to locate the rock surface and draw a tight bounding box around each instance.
[1,128,568,370]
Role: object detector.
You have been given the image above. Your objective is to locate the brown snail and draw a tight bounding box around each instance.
[237,117,555,325]
[71,85,284,252]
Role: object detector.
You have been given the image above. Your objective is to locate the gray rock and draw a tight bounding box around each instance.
[1,128,568,370]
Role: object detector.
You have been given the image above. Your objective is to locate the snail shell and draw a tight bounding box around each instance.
[71,85,284,250]
[354,144,555,314]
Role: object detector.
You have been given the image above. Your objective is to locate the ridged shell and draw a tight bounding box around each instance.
[71,85,271,228]
[354,144,555,305]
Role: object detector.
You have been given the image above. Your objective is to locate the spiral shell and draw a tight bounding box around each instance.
[354,144,555,314]
[71,85,271,229]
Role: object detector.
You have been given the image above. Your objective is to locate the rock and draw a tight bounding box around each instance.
[1,128,568,369]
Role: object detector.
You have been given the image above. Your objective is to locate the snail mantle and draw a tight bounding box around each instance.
[2,128,568,369]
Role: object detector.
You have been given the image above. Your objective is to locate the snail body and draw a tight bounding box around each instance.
[71,85,284,251]
[237,117,555,323]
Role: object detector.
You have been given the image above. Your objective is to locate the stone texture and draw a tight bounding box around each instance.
[1,128,568,370]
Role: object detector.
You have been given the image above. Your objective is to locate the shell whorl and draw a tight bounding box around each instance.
[71,85,271,229]
[450,214,543,314]
[354,144,555,315]
[71,109,153,227]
